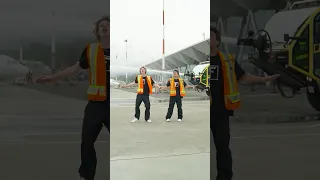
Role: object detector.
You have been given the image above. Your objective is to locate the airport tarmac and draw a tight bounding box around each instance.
[212,122,320,180]
[0,86,109,180]
[1,84,320,180]
[110,89,210,180]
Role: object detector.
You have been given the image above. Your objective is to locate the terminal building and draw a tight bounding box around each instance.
[145,0,304,76]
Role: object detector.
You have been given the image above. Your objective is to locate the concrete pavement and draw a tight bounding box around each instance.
[110,88,210,180]
[2,84,320,180]
[211,122,320,180]
[0,86,109,180]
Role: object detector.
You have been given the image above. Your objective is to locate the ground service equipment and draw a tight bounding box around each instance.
[188,0,320,111]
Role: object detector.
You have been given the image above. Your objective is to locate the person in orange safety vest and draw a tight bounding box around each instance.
[36,16,110,180]
[120,66,161,123]
[210,26,280,180]
[160,69,194,122]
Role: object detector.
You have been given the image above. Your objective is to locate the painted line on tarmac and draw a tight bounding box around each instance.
[308,123,320,127]
[235,124,320,131]
[244,93,279,98]
[111,103,210,108]
[111,100,209,104]
[23,132,81,136]
[232,133,320,139]
[110,151,209,162]
[111,106,210,111]
[1,140,109,145]
[0,114,83,119]
[23,132,109,136]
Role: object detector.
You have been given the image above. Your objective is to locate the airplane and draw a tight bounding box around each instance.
[110,78,120,87]
[20,60,51,74]
[110,35,238,78]
[0,54,29,82]
[110,65,184,76]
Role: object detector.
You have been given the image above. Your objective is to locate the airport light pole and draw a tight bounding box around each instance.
[51,11,56,75]
[19,46,23,63]
[115,55,118,81]
[162,0,165,70]
[124,39,128,83]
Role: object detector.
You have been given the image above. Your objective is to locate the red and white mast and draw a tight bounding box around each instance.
[162,0,165,70]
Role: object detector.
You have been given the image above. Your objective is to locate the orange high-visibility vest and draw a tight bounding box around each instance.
[169,78,186,97]
[137,75,153,94]
[217,51,240,110]
[86,43,107,101]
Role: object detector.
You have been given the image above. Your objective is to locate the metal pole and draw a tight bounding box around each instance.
[162,0,165,70]
[125,39,128,83]
[19,46,23,63]
[51,11,56,74]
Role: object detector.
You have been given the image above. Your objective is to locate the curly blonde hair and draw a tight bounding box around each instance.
[93,15,110,40]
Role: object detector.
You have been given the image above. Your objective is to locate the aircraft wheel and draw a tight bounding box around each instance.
[307,86,320,111]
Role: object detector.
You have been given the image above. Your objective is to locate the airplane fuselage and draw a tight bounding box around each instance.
[0,55,29,81]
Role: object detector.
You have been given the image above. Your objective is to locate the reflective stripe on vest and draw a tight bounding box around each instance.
[137,75,143,94]
[169,78,176,96]
[137,75,153,94]
[169,78,186,97]
[87,43,106,100]
[218,51,240,109]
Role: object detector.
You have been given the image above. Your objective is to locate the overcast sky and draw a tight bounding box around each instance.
[0,0,109,48]
[111,0,210,67]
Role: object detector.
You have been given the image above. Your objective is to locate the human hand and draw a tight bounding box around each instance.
[265,74,280,82]
[36,75,53,83]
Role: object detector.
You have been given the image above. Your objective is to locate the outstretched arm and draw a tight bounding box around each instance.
[160,86,168,90]
[154,84,161,88]
[234,61,279,84]
[121,81,136,88]
[160,80,170,90]
[184,81,194,89]
[121,76,138,88]
[50,62,82,81]
[185,84,194,89]
[150,78,160,89]
[37,48,88,83]
[240,73,279,84]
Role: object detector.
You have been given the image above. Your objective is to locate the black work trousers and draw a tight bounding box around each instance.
[78,100,109,180]
[211,113,233,180]
[135,94,151,121]
[165,96,183,119]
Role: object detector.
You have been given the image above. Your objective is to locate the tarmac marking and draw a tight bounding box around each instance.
[1,140,109,145]
[23,132,81,136]
[232,133,320,139]
[244,93,279,98]
[23,132,109,136]
[308,123,320,128]
[3,133,319,145]
[111,102,208,104]
[235,124,320,131]
[110,152,209,162]
[111,104,210,108]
